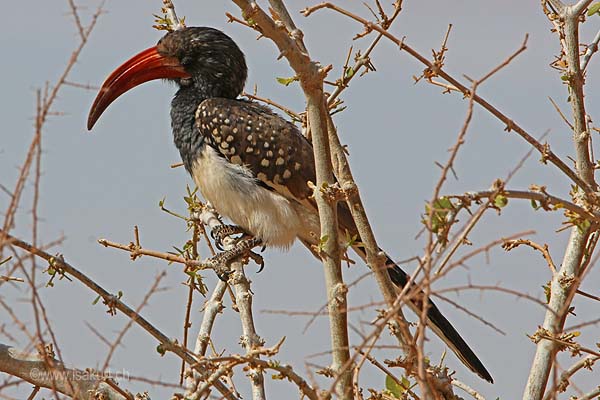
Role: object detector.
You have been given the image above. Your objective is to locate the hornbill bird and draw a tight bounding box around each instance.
[87,26,493,383]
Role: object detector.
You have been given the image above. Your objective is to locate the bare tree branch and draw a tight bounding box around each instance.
[524,2,599,397]
[1,231,238,400]
[227,2,353,397]
[301,3,595,195]
[196,206,266,400]
[581,28,600,72]
[0,343,128,400]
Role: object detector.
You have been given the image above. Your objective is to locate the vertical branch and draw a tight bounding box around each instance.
[307,95,351,399]
[196,207,266,400]
[194,280,227,356]
[230,262,266,400]
[31,90,43,269]
[524,2,598,399]
[524,228,590,400]
[228,1,352,397]
[314,3,420,378]
[267,0,308,54]
[180,222,201,385]
[325,116,415,353]
[563,6,595,186]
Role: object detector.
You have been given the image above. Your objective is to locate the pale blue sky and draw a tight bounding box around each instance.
[2,1,600,398]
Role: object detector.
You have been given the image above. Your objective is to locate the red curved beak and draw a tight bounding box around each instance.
[87,46,191,130]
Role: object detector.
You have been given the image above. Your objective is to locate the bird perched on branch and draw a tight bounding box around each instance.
[87,26,492,383]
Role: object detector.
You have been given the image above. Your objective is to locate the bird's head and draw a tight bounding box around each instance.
[87,27,247,130]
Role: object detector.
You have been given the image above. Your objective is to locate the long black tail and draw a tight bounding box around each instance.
[354,245,493,383]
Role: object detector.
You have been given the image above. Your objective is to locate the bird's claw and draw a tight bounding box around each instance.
[210,224,247,250]
[246,250,265,272]
[204,236,264,280]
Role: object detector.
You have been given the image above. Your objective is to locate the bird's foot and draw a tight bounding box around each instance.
[248,249,265,273]
[210,224,249,250]
[205,236,264,280]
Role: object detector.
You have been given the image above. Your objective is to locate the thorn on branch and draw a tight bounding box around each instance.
[226,12,252,28]
[101,292,123,316]
[44,254,72,286]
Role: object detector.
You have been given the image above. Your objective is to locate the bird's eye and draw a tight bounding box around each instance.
[181,56,193,66]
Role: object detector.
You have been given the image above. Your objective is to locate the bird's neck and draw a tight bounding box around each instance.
[171,83,239,172]
[171,88,207,172]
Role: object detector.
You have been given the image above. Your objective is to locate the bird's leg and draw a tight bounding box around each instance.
[247,244,266,273]
[210,224,249,250]
[205,236,264,280]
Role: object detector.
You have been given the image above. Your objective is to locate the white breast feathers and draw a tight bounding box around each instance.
[191,145,319,248]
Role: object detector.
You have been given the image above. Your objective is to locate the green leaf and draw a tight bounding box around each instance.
[343,230,360,248]
[345,66,355,79]
[172,246,185,256]
[183,240,194,252]
[92,295,101,305]
[494,194,508,208]
[543,282,551,303]
[577,218,591,233]
[435,196,453,210]
[401,376,411,390]
[156,344,166,356]
[241,10,257,26]
[587,2,600,16]
[316,234,330,252]
[271,373,285,380]
[276,76,298,86]
[385,374,406,398]
[531,199,540,210]
[426,196,454,234]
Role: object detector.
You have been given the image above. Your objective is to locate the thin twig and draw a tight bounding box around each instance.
[3,231,237,400]
[452,379,485,400]
[301,3,594,194]
[502,239,557,274]
[581,28,600,71]
[0,1,105,256]
[543,354,600,399]
[101,272,167,371]
[242,92,301,121]
[548,96,574,130]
